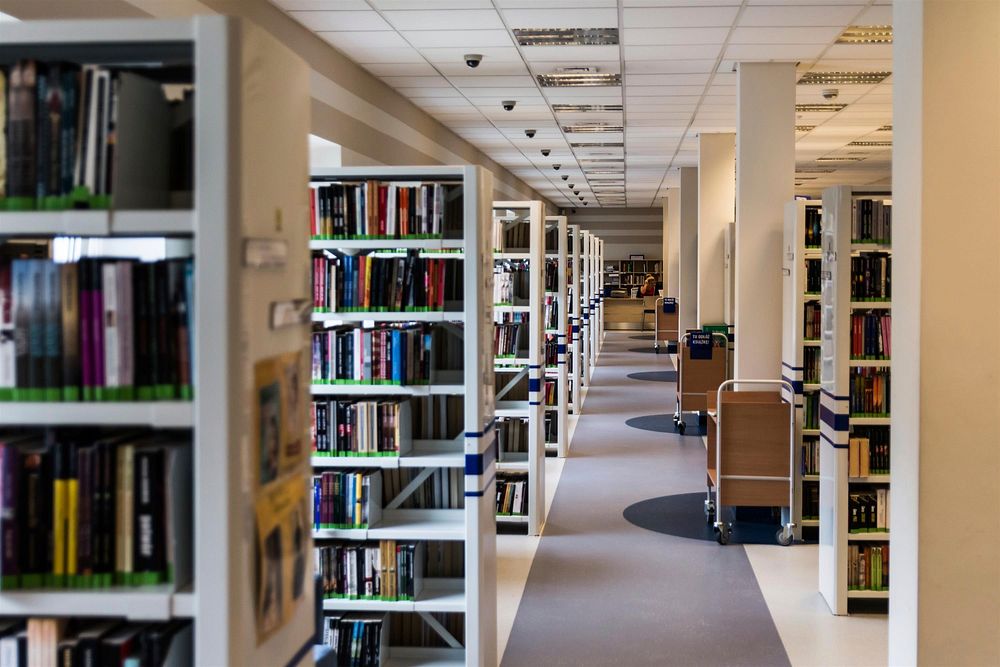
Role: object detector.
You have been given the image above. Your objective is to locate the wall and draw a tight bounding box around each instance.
[0,0,551,205]
[565,208,663,261]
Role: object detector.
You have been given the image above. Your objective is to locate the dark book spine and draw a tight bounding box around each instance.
[77,447,93,578]
[133,449,165,576]
[59,263,80,399]
[154,262,170,397]
[0,446,20,587]
[90,260,105,396]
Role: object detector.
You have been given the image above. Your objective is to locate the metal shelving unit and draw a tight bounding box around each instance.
[544,216,569,457]
[568,224,584,415]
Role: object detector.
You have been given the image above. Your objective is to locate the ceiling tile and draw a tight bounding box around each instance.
[328,43,426,63]
[622,6,739,28]
[625,44,722,60]
[739,5,865,27]
[501,8,618,28]
[625,59,717,74]
[362,62,440,76]
[274,0,369,9]
[371,0,493,7]
[403,29,514,48]
[521,45,621,62]
[436,60,532,75]
[730,26,843,44]
[854,4,892,24]
[623,27,730,46]
[822,44,893,59]
[496,0,615,6]
[448,74,537,88]
[383,75,453,88]
[382,9,505,30]
[319,30,410,49]
[627,73,710,86]
[420,46,523,62]
[290,9,392,30]
[725,44,825,60]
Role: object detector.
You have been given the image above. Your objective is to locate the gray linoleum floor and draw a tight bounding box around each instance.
[501,332,790,667]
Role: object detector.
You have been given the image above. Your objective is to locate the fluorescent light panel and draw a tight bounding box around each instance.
[563,124,624,133]
[552,104,624,113]
[795,103,848,112]
[795,125,816,132]
[570,142,624,148]
[513,28,619,47]
[816,156,865,162]
[797,71,891,85]
[836,25,893,44]
[539,73,622,88]
[847,140,892,147]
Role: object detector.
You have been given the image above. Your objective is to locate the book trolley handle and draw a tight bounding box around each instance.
[711,378,796,546]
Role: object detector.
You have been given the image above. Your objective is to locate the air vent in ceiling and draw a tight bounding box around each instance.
[795,103,848,112]
[540,73,622,88]
[847,140,892,147]
[551,104,624,113]
[816,156,865,162]
[513,28,619,46]
[797,71,891,85]
[836,25,893,44]
[563,124,624,133]
[570,142,624,148]
[795,125,816,132]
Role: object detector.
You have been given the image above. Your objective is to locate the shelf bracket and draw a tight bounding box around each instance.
[496,367,528,401]
[386,467,436,510]
[417,611,463,649]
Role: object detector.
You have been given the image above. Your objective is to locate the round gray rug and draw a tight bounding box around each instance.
[629,334,655,340]
[622,493,782,544]
[627,370,676,383]
[627,346,659,354]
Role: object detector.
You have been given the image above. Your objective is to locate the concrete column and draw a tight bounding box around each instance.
[697,132,736,327]
[734,62,795,379]
[665,187,680,300]
[889,2,1000,664]
[677,167,698,335]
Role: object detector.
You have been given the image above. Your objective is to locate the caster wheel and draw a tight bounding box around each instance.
[677,422,686,435]
[655,348,660,355]
[715,526,729,545]
[776,529,793,547]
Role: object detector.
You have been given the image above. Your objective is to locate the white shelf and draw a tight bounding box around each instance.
[383,648,466,667]
[0,401,193,428]
[849,475,891,484]
[494,252,529,260]
[310,239,463,250]
[0,209,194,237]
[0,586,189,621]
[310,383,464,396]
[851,301,891,309]
[496,400,529,417]
[803,383,821,391]
[847,532,890,541]
[803,474,820,481]
[494,357,529,367]
[850,417,891,426]
[369,509,465,541]
[802,429,820,436]
[850,243,892,252]
[312,311,463,323]
[801,519,820,527]
[496,515,529,524]
[320,580,464,614]
[846,590,889,599]
[803,340,821,347]
[494,304,530,313]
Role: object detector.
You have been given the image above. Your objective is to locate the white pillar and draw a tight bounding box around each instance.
[890,1,1000,664]
[665,187,680,300]
[697,132,736,327]
[734,62,795,380]
[661,197,669,294]
[677,167,698,335]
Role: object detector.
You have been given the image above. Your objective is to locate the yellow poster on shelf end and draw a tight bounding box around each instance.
[253,349,309,488]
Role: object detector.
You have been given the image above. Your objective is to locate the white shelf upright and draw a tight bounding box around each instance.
[309,166,497,665]
[544,215,569,457]
[781,200,824,541]
[588,236,601,371]
[568,224,583,415]
[580,230,593,386]
[0,16,314,666]
[492,201,545,537]
[596,237,606,350]
[818,186,893,615]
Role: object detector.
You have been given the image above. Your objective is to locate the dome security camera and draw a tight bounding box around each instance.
[583,202,589,206]
[561,175,569,181]
[578,196,584,201]
[540,149,550,156]
[464,54,483,68]
[553,164,561,171]
[502,100,517,111]
[822,88,839,100]
[573,190,580,195]
[525,129,536,138]
[568,183,574,188]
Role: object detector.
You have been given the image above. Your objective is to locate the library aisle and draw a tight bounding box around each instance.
[499,332,887,667]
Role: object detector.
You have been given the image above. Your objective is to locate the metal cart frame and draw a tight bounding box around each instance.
[672,331,729,434]
[706,379,796,546]
[653,296,678,353]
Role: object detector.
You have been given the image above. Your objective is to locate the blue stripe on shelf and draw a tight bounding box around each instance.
[821,432,849,449]
[557,344,567,353]
[528,378,541,392]
[781,361,804,371]
[820,405,850,431]
[464,417,497,438]
[781,375,803,394]
[465,453,485,475]
[285,637,315,667]
[529,401,541,406]
[821,388,849,401]
[529,364,542,369]
[465,471,497,497]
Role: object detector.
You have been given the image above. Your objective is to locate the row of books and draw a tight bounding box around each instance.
[849,429,890,476]
[544,336,558,367]
[409,395,462,442]
[319,614,383,667]
[804,206,822,248]
[611,261,660,273]
[496,418,527,458]
[851,311,891,360]
[850,367,890,417]
[0,432,189,590]
[852,199,892,244]
[312,470,377,530]
[2,61,191,212]
[801,437,820,476]
[543,412,558,444]
[493,267,528,306]
[496,474,528,517]
[803,301,821,341]
[803,346,820,384]
[312,252,461,313]
[849,489,891,533]
[543,380,556,407]
[803,392,819,430]
[801,481,819,520]
[848,544,889,592]
[805,257,821,294]
[309,182,459,240]
[492,219,530,252]
[311,325,431,386]
[0,618,190,667]
[0,257,193,402]
[543,295,559,331]
[494,318,527,359]
[851,253,891,301]
[544,260,559,293]
[314,541,418,601]
[311,399,403,457]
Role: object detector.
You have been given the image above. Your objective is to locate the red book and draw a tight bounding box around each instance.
[378,185,388,237]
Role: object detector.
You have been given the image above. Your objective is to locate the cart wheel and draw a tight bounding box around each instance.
[776,529,793,547]
[655,347,660,354]
[715,525,730,545]
[677,421,686,435]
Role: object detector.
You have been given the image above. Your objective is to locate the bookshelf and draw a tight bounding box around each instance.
[492,201,545,537]
[544,216,570,457]
[308,166,497,665]
[596,237,606,350]
[818,186,892,615]
[568,224,583,415]
[781,200,824,540]
[580,231,593,386]
[602,258,662,292]
[0,16,314,666]
[589,237,603,368]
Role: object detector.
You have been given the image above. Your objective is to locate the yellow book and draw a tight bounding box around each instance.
[354,473,363,527]
[66,476,79,577]
[52,443,70,581]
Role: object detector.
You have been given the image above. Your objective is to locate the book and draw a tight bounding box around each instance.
[311,399,406,457]
[311,324,433,386]
[849,367,891,417]
[315,540,419,601]
[309,181,460,240]
[851,198,892,244]
[312,470,381,530]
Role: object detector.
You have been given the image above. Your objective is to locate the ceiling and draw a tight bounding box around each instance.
[271,0,893,208]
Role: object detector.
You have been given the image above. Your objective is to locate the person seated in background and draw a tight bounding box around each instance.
[639,274,657,297]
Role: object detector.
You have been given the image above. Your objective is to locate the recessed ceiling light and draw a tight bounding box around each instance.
[580,158,625,163]
[539,73,621,88]
[795,177,818,180]
[816,156,865,162]
[563,124,624,133]
[798,71,891,85]
[570,142,624,148]
[795,103,848,112]
[552,104,624,113]
[513,28,619,47]
[847,140,892,147]
[836,25,893,44]
[795,125,816,132]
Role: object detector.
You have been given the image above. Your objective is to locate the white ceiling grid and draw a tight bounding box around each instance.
[272,0,893,207]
